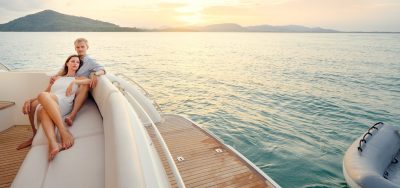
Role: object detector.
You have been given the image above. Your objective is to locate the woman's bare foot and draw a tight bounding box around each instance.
[48,142,62,161]
[64,115,75,126]
[17,137,34,150]
[60,130,74,150]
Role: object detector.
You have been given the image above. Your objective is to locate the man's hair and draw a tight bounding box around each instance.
[74,38,89,48]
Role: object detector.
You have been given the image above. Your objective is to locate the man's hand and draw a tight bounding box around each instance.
[89,75,98,88]
[22,100,31,114]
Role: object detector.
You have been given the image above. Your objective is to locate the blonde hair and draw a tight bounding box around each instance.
[74,38,89,48]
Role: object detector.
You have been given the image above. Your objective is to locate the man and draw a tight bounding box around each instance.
[18,38,105,150]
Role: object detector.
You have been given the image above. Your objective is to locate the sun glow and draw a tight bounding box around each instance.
[174,2,205,25]
[178,13,203,25]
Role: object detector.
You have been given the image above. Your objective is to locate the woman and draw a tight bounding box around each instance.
[27,55,92,161]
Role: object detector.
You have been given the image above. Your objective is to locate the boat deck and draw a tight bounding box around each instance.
[0,125,32,188]
[0,118,275,188]
[146,114,274,188]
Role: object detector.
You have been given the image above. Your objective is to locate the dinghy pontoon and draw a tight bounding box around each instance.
[343,122,400,188]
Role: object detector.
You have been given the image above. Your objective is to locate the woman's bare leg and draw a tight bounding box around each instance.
[17,99,39,150]
[38,107,61,161]
[37,92,74,149]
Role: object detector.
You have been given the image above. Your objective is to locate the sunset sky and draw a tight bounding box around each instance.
[0,0,399,31]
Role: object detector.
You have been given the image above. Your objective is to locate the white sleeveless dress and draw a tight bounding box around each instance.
[50,77,79,116]
[34,77,78,129]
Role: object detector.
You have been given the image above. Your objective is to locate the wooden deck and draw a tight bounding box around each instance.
[146,114,275,188]
[0,125,32,188]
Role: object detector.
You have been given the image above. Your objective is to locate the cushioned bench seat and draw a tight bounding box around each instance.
[12,75,170,188]
[12,98,105,188]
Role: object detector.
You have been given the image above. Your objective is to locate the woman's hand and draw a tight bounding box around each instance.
[22,100,31,114]
[66,81,75,96]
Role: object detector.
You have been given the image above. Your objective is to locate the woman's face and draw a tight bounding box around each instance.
[67,57,80,72]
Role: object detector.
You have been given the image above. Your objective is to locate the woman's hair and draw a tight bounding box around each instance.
[60,55,82,76]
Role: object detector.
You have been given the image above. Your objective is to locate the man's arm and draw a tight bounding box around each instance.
[88,58,106,75]
[87,58,106,88]
[94,70,105,76]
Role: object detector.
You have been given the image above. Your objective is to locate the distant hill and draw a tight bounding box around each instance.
[0,10,143,32]
[245,24,338,33]
[0,10,340,32]
[199,23,246,32]
[162,23,339,32]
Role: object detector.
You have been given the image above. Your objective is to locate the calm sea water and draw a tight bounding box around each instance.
[1,32,399,187]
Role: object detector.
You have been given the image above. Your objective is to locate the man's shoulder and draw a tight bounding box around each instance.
[82,55,96,63]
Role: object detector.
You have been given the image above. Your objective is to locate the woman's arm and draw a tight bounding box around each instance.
[73,77,92,85]
[66,77,91,96]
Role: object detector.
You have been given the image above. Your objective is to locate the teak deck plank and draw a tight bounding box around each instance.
[0,125,31,188]
[146,114,273,188]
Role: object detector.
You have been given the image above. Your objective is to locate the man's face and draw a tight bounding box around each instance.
[75,42,88,56]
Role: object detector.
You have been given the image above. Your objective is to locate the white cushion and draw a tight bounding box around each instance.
[91,76,118,115]
[42,134,104,188]
[68,97,103,138]
[11,145,49,188]
[103,92,147,188]
[31,125,49,146]
[14,98,105,188]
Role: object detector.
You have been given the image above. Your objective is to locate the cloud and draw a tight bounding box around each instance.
[197,0,400,31]
[0,0,47,11]
[158,2,187,9]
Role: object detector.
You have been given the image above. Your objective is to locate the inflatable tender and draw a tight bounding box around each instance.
[343,122,400,188]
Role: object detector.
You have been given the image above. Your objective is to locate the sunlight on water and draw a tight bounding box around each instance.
[1,32,399,187]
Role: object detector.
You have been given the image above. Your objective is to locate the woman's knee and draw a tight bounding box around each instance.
[38,92,49,102]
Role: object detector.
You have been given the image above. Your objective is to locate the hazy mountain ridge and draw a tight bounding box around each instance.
[0,10,142,32]
[0,10,339,32]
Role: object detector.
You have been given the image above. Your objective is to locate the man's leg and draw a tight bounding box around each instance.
[65,84,89,126]
[17,99,39,150]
